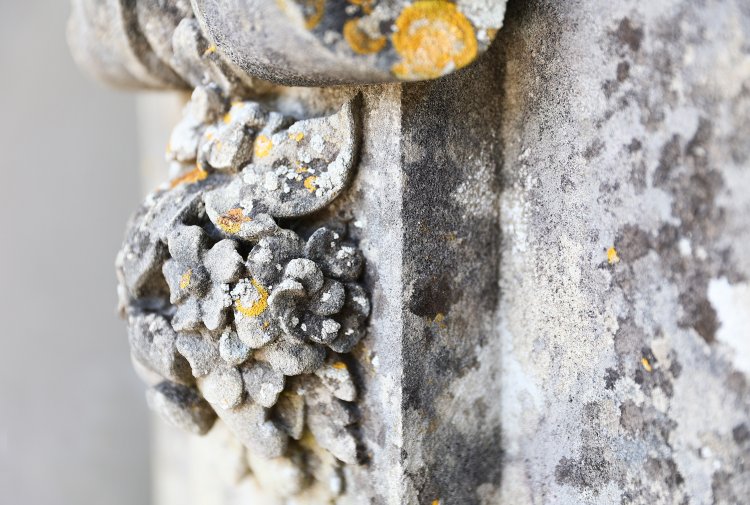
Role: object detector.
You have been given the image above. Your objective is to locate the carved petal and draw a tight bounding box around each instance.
[235,97,360,218]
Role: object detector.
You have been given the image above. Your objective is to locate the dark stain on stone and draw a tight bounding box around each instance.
[620,400,677,442]
[561,174,576,192]
[626,138,642,153]
[408,274,453,318]
[669,357,682,379]
[604,367,620,390]
[398,36,504,502]
[616,224,652,262]
[602,79,618,99]
[555,403,615,492]
[584,139,605,160]
[412,423,504,505]
[732,423,750,444]
[681,295,718,343]
[555,451,612,491]
[650,121,732,344]
[653,134,682,186]
[615,18,644,52]
[646,457,684,488]
[617,61,630,82]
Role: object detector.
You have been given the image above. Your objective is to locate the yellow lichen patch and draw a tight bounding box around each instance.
[179,269,192,290]
[295,164,310,174]
[432,500,441,505]
[235,279,269,318]
[204,45,217,56]
[607,246,620,264]
[170,166,208,188]
[217,208,252,234]
[391,1,478,80]
[254,134,273,158]
[348,0,375,14]
[641,357,653,372]
[433,312,447,329]
[332,361,348,370]
[302,0,325,30]
[289,131,304,142]
[223,112,232,124]
[303,175,319,193]
[344,18,387,55]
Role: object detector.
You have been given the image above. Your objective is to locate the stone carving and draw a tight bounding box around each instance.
[194,0,508,84]
[117,88,369,497]
[69,0,507,88]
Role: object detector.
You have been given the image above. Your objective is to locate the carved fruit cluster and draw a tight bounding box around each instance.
[117,90,366,498]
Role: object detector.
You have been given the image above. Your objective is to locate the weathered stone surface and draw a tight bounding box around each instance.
[72,0,750,503]
[68,0,508,89]
[128,312,193,385]
[494,1,750,504]
[146,381,217,435]
[192,0,507,85]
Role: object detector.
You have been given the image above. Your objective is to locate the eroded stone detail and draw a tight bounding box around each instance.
[117,90,369,498]
[69,0,507,88]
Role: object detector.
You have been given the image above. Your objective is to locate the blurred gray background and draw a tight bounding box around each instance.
[0,1,150,503]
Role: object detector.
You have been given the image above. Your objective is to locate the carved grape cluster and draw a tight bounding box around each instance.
[117,90,366,497]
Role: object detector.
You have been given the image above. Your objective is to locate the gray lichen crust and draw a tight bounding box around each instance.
[117,89,369,498]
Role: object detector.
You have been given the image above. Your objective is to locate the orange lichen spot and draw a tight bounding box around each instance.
[432,500,441,505]
[254,134,273,158]
[235,279,269,318]
[641,357,653,372]
[303,175,319,193]
[179,269,192,290]
[289,131,305,142]
[217,208,252,234]
[348,0,375,14]
[607,246,620,264]
[344,18,387,55]
[204,45,217,55]
[170,166,208,188]
[391,1,478,80]
[301,0,325,30]
[332,361,348,370]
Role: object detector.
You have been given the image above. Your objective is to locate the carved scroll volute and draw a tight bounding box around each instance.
[68,0,508,88]
[192,0,506,85]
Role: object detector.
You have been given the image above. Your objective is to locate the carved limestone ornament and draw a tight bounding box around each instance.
[69,0,509,500]
[117,82,369,496]
[69,0,507,88]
